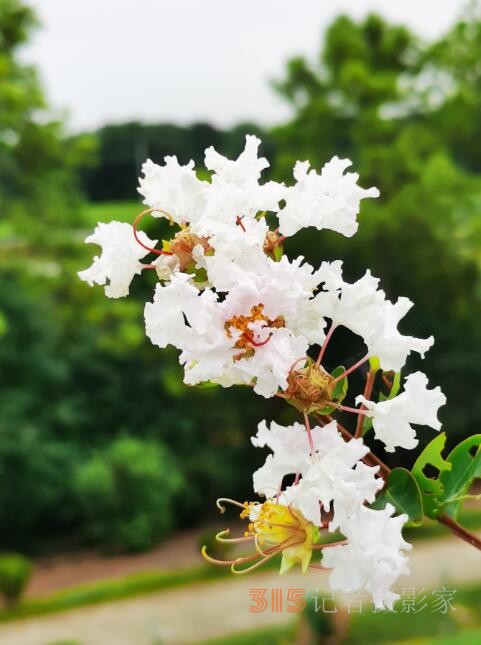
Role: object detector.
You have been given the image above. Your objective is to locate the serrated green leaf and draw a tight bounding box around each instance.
[370,467,424,526]
[411,433,451,518]
[439,435,481,519]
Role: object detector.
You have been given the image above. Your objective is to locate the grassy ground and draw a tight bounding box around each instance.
[0,566,229,624]
[200,624,296,645]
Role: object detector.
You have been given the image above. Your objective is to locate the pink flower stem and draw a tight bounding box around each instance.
[303,412,316,458]
[315,322,337,368]
[133,207,174,256]
[337,404,370,416]
[331,354,370,384]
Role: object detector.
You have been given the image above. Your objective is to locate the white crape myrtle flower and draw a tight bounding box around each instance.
[252,420,382,524]
[78,221,157,298]
[144,265,318,397]
[277,157,379,238]
[314,263,434,371]
[356,371,446,452]
[201,249,328,343]
[137,156,207,225]
[322,504,412,610]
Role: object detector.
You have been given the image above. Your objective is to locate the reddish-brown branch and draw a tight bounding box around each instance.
[355,368,377,438]
[438,514,481,550]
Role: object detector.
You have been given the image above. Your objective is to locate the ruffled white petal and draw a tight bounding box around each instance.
[138,156,206,225]
[356,371,446,452]
[78,221,156,298]
[278,157,379,238]
[315,267,434,371]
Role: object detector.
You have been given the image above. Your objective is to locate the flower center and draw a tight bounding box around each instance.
[241,501,307,546]
[225,304,284,360]
[168,230,212,271]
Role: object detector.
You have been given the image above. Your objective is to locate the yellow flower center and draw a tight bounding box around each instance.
[225,305,284,359]
[240,500,317,574]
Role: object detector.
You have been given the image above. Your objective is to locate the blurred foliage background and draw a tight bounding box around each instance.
[2,0,481,556]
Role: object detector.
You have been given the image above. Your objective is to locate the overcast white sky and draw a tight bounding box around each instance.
[23,0,466,133]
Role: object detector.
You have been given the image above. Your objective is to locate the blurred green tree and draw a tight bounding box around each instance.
[0,0,96,244]
[73,436,183,552]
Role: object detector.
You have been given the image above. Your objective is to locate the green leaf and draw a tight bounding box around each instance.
[361,417,373,435]
[194,381,220,389]
[193,267,208,284]
[411,433,452,518]
[438,435,481,519]
[331,366,348,402]
[273,245,284,261]
[370,467,424,526]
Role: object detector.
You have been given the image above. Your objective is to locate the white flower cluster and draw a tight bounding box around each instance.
[78,135,447,609]
[252,419,410,608]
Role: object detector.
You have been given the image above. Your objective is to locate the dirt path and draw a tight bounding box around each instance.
[1,532,480,645]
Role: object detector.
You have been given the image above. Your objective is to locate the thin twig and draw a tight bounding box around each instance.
[355,368,377,438]
[438,514,481,550]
